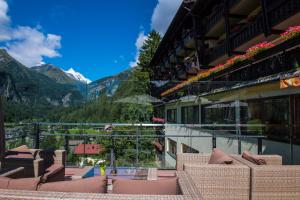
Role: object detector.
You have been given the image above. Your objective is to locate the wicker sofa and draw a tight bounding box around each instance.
[2,148,66,181]
[232,154,300,200]
[177,153,250,200]
[0,171,203,200]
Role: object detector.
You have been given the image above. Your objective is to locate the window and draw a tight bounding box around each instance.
[182,143,199,153]
[181,106,199,124]
[167,139,177,158]
[241,97,290,142]
[201,103,236,124]
[167,109,177,123]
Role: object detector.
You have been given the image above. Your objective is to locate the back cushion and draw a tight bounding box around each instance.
[7,177,41,191]
[113,178,178,195]
[208,148,233,164]
[5,145,33,159]
[38,176,106,193]
[0,177,10,189]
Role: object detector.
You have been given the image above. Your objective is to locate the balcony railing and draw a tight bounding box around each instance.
[268,0,300,27]
[5,122,273,168]
[230,12,264,51]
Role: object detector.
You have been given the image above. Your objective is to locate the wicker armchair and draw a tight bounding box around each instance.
[177,153,250,200]
[2,150,43,178]
[34,149,66,182]
[232,155,300,200]
[2,149,66,179]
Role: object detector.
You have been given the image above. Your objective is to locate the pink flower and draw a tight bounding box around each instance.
[246,42,274,58]
[280,25,300,41]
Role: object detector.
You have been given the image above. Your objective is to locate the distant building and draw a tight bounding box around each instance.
[74,144,104,155]
[149,0,300,167]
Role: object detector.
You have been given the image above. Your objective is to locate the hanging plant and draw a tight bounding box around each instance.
[245,42,274,58]
[224,55,246,68]
[280,25,300,41]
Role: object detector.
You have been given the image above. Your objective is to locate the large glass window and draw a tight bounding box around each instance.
[167,139,177,158]
[181,106,199,124]
[182,143,199,153]
[201,103,236,124]
[166,109,177,123]
[241,97,290,142]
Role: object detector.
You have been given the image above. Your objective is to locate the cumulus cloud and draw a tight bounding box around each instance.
[151,0,182,35]
[129,31,148,67]
[0,0,61,67]
[0,0,10,40]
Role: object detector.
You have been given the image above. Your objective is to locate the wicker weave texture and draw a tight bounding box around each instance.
[176,153,210,171]
[232,155,300,200]
[184,161,250,200]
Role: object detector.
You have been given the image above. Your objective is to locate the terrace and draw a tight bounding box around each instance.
[1,119,300,199]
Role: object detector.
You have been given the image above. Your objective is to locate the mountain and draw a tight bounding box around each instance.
[0,49,84,107]
[88,69,131,99]
[64,68,91,84]
[31,64,88,95]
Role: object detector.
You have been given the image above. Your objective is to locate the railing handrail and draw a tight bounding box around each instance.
[5,122,273,127]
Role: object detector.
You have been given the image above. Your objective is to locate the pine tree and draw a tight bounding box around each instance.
[137,31,161,73]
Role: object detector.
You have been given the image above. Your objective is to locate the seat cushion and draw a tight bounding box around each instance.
[5,145,33,159]
[0,177,10,189]
[112,178,178,195]
[38,176,107,193]
[7,177,41,191]
[208,148,233,164]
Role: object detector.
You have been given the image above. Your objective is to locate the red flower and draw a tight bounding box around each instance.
[280,25,300,41]
[246,42,274,58]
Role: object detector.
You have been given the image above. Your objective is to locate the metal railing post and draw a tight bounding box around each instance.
[212,134,216,149]
[257,138,262,155]
[136,126,140,166]
[34,123,40,149]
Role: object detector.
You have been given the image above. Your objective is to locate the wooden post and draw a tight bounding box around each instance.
[0,95,5,160]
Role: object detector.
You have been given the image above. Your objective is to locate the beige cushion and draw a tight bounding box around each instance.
[38,176,106,193]
[242,151,266,165]
[0,177,10,189]
[7,177,41,191]
[112,178,178,195]
[208,148,233,164]
[5,145,34,159]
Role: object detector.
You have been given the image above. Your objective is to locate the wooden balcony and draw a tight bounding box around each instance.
[164,36,300,100]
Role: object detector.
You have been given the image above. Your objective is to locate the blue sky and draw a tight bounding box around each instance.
[0,0,182,81]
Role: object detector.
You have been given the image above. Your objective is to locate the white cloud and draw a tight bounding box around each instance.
[0,0,61,67]
[151,0,182,35]
[129,31,148,67]
[0,0,10,40]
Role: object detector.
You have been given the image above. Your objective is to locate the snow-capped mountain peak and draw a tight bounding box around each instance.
[64,68,91,84]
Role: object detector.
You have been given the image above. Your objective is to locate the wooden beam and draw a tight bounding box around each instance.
[0,95,5,161]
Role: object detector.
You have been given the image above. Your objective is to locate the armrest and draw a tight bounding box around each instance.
[176,171,203,199]
[184,163,250,200]
[54,150,66,166]
[34,158,44,177]
[176,153,210,171]
[0,167,24,178]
